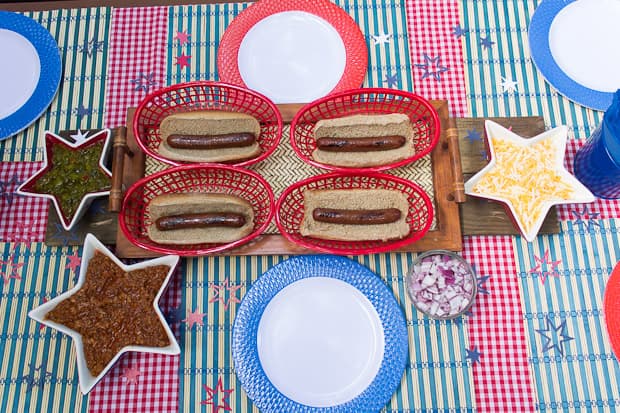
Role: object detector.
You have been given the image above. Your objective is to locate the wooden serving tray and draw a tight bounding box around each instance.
[110,100,463,257]
[457,116,559,235]
[46,104,559,253]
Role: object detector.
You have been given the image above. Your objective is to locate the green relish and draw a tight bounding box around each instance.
[34,141,111,219]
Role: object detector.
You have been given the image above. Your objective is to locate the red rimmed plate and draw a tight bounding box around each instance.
[119,164,275,256]
[275,172,434,255]
[217,0,367,104]
[604,260,620,358]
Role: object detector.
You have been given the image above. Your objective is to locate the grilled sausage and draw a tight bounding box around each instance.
[316,135,406,152]
[312,208,402,225]
[166,133,256,149]
[155,213,246,231]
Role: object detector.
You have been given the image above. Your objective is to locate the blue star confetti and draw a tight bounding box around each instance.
[165,304,185,325]
[130,71,158,93]
[76,104,92,118]
[88,198,108,215]
[414,53,449,82]
[49,222,81,246]
[465,346,482,365]
[78,37,104,58]
[571,206,601,232]
[452,24,467,38]
[384,72,399,88]
[450,309,474,325]
[451,316,465,326]
[477,274,491,295]
[19,363,54,393]
[535,316,574,356]
[0,173,23,205]
[465,128,482,143]
[480,36,495,50]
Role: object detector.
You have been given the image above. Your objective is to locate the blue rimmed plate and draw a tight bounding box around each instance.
[232,255,408,412]
[0,11,61,140]
[529,0,620,111]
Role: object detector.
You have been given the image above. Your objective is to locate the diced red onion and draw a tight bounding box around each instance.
[407,252,475,318]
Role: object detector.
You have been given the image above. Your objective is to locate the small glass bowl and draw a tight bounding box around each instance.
[406,250,477,320]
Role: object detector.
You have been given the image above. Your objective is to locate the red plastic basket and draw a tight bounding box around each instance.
[133,81,283,167]
[290,88,440,172]
[119,164,275,256]
[275,172,434,255]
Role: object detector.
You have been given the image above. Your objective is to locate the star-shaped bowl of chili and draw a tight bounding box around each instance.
[28,233,181,394]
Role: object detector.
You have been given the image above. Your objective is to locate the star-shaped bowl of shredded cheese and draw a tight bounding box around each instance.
[464,120,595,242]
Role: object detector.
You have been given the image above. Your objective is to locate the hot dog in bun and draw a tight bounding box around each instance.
[157,110,261,163]
[300,188,410,241]
[312,113,414,168]
[147,193,254,245]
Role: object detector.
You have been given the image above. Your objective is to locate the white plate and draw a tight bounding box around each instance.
[217,0,367,104]
[529,0,620,110]
[0,11,61,140]
[257,277,384,407]
[0,29,40,120]
[232,255,408,412]
[237,11,346,104]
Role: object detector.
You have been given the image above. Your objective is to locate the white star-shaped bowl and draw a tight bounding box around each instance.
[17,129,112,230]
[28,233,180,394]
[464,120,595,242]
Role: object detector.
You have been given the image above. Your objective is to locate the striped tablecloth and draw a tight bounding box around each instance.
[1,1,619,412]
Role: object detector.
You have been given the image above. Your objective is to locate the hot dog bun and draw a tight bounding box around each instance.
[312,113,414,167]
[300,189,410,241]
[147,193,254,245]
[158,110,261,163]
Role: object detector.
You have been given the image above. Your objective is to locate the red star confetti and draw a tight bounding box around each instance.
[201,376,233,412]
[66,253,81,272]
[529,250,562,285]
[121,366,141,385]
[1,256,23,286]
[183,309,206,329]
[175,53,191,69]
[174,31,190,46]
[209,278,242,310]
[5,220,42,242]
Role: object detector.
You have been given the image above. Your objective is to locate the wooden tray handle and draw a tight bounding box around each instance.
[445,117,466,203]
[109,126,131,213]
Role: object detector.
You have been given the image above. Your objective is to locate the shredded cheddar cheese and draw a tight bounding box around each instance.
[472,136,575,235]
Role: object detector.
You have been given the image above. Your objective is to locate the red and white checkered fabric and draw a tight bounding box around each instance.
[556,139,620,220]
[0,162,48,243]
[90,6,177,413]
[88,263,183,413]
[462,236,536,412]
[405,0,468,117]
[103,7,169,128]
[87,353,179,413]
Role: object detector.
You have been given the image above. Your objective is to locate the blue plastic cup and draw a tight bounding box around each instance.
[574,90,620,199]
